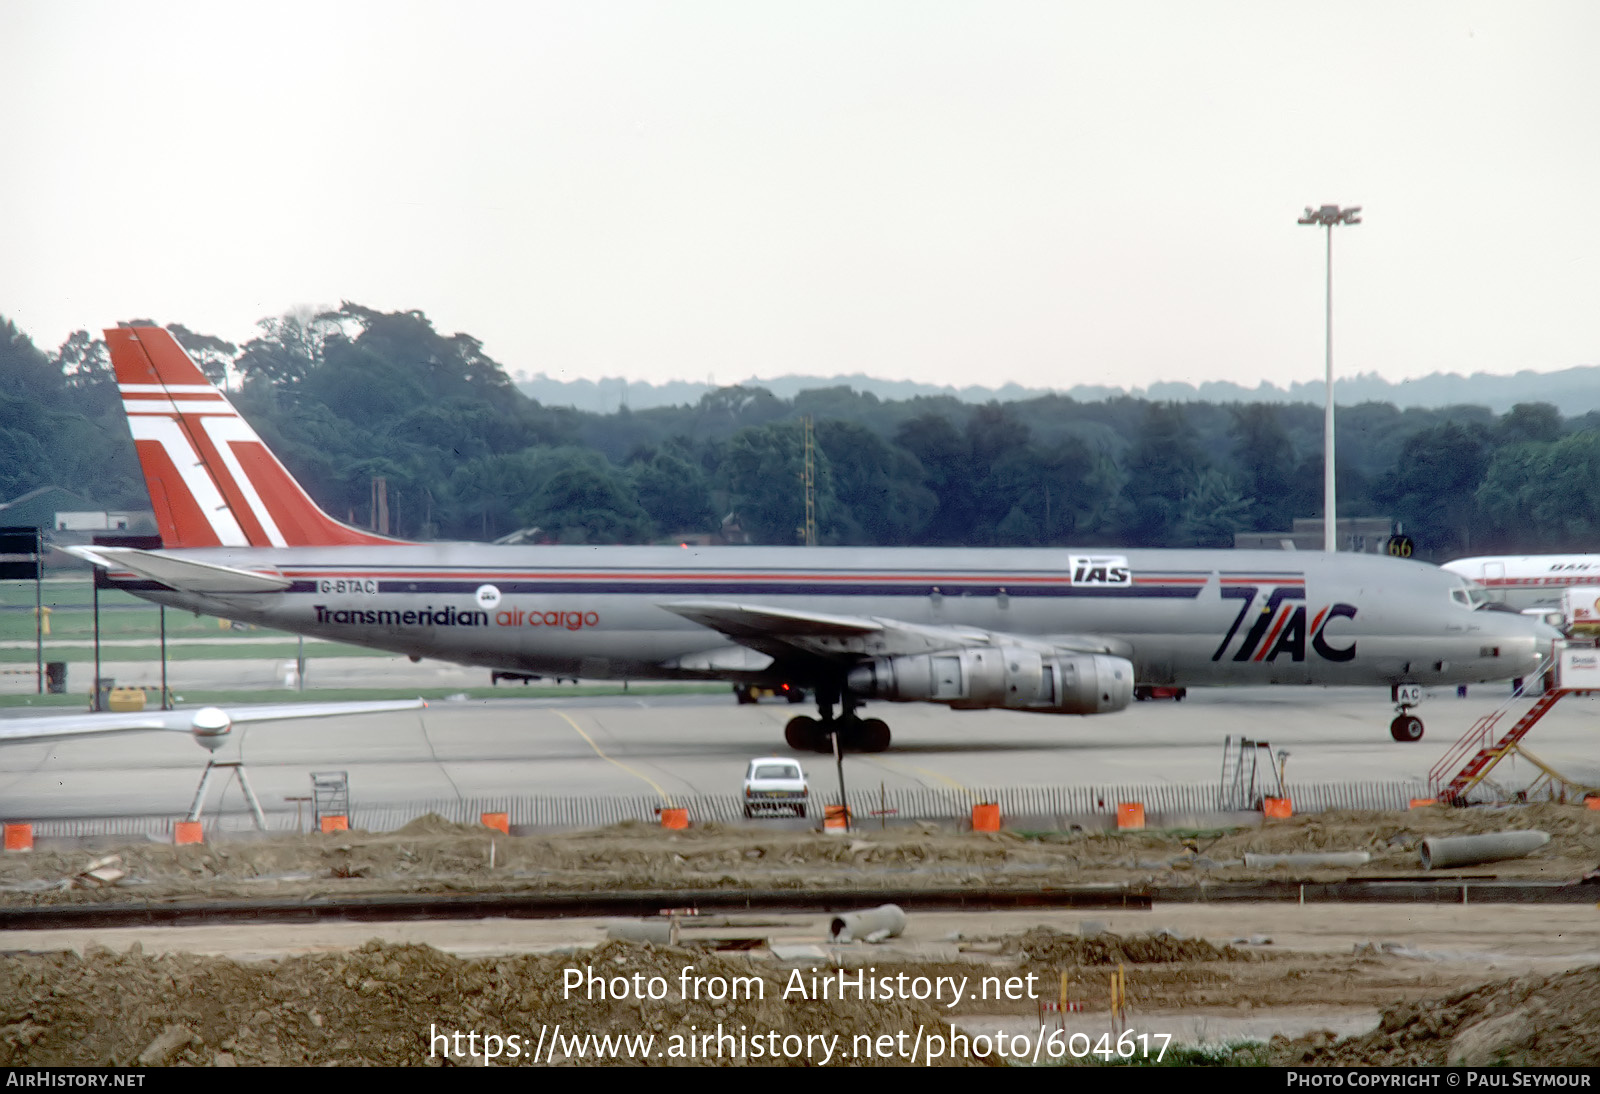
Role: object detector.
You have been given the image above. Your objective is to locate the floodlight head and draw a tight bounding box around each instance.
[1298,204,1362,227]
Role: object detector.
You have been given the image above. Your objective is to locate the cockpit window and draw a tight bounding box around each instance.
[1450,577,1488,610]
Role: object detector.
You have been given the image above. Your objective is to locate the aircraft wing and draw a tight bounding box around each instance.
[660,600,1128,662]
[660,600,885,639]
[59,546,290,594]
[0,699,425,744]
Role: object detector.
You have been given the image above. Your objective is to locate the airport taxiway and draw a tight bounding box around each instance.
[2,676,1596,822]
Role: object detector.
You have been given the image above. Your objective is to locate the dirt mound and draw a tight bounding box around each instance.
[4,803,1597,910]
[0,940,987,1067]
[394,813,490,837]
[1000,928,1249,966]
[1270,964,1600,1066]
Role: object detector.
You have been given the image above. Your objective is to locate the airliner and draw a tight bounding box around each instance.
[65,327,1557,749]
[1442,554,1600,612]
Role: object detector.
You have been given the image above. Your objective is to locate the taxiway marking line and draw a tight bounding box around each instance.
[553,710,676,805]
[863,755,974,796]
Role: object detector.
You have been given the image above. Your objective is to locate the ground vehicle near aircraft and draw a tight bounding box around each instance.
[742,757,809,818]
[68,327,1558,752]
[734,682,807,704]
[490,670,578,685]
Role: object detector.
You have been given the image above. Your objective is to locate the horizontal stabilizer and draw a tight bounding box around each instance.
[61,545,291,593]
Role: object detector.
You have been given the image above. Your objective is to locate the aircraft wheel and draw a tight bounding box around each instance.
[784,715,819,751]
[1390,714,1425,742]
[859,718,891,752]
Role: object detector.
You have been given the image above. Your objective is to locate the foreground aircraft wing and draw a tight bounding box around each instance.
[60,545,290,594]
[659,600,1128,662]
[0,699,426,744]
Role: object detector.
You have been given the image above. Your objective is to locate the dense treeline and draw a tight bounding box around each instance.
[3,306,1597,559]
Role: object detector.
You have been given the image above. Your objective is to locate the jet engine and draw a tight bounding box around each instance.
[845,647,1134,715]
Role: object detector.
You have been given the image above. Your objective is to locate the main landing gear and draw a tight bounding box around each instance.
[1390,683,1425,742]
[783,687,892,753]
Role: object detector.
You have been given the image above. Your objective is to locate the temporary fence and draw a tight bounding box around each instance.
[21,779,1435,838]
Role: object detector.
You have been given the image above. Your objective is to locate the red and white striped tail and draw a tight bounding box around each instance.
[106,326,407,549]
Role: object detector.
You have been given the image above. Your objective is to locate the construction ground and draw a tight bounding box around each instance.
[2,806,1598,1066]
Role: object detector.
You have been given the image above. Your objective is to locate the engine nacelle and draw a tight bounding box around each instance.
[845,647,1134,715]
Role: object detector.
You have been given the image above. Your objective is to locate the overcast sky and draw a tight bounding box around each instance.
[2,2,1596,391]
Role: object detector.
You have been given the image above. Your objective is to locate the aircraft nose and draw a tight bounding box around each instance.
[1494,614,1561,674]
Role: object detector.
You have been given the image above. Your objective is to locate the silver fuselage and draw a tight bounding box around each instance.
[108,545,1555,688]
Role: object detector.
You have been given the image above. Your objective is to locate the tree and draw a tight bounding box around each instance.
[1373,422,1490,555]
[1478,433,1600,551]
[721,422,831,545]
[628,445,717,536]
[1496,403,1562,446]
[514,448,652,544]
[815,420,935,545]
[446,450,552,540]
[168,325,237,385]
[0,428,48,498]
[1119,403,1206,546]
[0,318,60,405]
[1230,404,1294,531]
[988,436,1104,545]
[306,340,432,425]
[1177,468,1254,547]
[331,303,516,401]
[893,413,977,544]
[236,309,333,387]
[55,331,112,391]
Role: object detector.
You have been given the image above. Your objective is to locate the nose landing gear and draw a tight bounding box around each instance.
[1390,682,1425,741]
[1389,711,1425,742]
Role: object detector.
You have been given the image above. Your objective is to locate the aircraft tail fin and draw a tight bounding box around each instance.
[105,326,407,548]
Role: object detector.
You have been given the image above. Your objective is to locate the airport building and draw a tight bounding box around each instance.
[1234,517,1396,554]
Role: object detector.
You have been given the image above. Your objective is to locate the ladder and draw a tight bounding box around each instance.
[1429,690,1567,804]
[1219,736,1284,811]
[311,770,350,825]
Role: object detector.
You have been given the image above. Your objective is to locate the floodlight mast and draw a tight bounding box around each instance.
[1297,204,1361,552]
